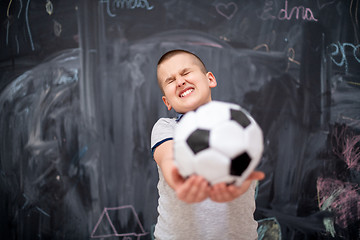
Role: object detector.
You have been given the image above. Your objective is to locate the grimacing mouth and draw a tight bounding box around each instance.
[179,88,194,98]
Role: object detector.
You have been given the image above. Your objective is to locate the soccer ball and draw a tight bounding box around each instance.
[173,101,263,186]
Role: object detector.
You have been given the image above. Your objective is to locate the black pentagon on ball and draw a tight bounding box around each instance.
[230,152,251,176]
[186,129,210,154]
[230,109,251,128]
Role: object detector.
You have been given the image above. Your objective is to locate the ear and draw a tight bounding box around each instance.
[206,72,217,88]
[162,96,172,111]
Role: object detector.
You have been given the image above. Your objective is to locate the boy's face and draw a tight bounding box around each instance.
[157,52,217,114]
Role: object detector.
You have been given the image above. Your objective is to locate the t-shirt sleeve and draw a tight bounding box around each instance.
[151,118,176,155]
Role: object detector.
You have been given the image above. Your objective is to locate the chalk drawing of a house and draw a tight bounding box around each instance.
[91,205,148,239]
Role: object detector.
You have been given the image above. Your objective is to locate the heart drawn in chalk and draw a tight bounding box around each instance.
[216,2,238,20]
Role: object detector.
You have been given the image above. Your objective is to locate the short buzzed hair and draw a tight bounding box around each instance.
[156,50,208,93]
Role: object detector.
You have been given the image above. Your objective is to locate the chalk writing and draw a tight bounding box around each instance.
[113,0,154,10]
[258,0,276,20]
[91,205,148,238]
[100,0,154,17]
[215,2,238,20]
[259,0,318,21]
[328,42,360,73]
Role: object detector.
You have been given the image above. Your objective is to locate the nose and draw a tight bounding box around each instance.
[176,77,186,87]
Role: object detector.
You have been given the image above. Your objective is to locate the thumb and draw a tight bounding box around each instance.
[247,171,265,181]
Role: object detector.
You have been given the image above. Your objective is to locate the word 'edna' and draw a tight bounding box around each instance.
[260,0,318,21]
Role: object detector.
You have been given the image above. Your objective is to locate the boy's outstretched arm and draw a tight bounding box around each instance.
[153,140,211,203]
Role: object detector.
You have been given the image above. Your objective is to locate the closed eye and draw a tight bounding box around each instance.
[180,68,192,76]
[165,78,175,84]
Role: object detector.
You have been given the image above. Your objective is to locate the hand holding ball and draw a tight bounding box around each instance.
[174,101,264,186]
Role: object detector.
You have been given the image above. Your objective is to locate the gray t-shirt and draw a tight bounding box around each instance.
[151,117,258,240]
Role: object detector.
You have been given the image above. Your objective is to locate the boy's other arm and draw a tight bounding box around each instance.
[153,140,211,203]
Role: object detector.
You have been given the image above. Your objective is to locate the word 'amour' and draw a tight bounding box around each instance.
[101,0,154,17]
[113,0,154,10]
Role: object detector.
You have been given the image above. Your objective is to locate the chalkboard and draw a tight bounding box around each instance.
[0,0,359,239]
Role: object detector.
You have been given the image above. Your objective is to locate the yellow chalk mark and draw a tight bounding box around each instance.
[7,0,13,17]
[346,81,360,86]
[46,0,54,15]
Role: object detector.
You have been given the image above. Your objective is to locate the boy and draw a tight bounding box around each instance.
[151,50,265,239]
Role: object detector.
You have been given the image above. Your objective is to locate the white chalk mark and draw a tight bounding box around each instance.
[187,41,223,48]
[25,0,35,51]
[15,35,19,54]
[53,20,62,37]
[36,207,50,217]
[18,0,23,18]
[6,21,10,46]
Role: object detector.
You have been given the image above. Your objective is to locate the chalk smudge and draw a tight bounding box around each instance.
[317,177,360,229]
[331,124,360,171]
[257,217,282,240]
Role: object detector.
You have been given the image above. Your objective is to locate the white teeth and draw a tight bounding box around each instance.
[180,89,193,97]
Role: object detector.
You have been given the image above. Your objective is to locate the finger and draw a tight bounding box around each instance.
[193,178,210,202]
[177,176,208,203]
[247,171,265,181]
[211,183,231,202]
[230,179,253,197]
[176,176,196,201]
[227,184,245,197]
[187,176,208,202]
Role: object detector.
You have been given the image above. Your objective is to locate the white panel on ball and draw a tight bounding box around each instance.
[194,149,232,185]
[244,124,264,160]
[173,141,196,177]
[195,101,232,129]
[175,111,199,142]
[210,121,246,159]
